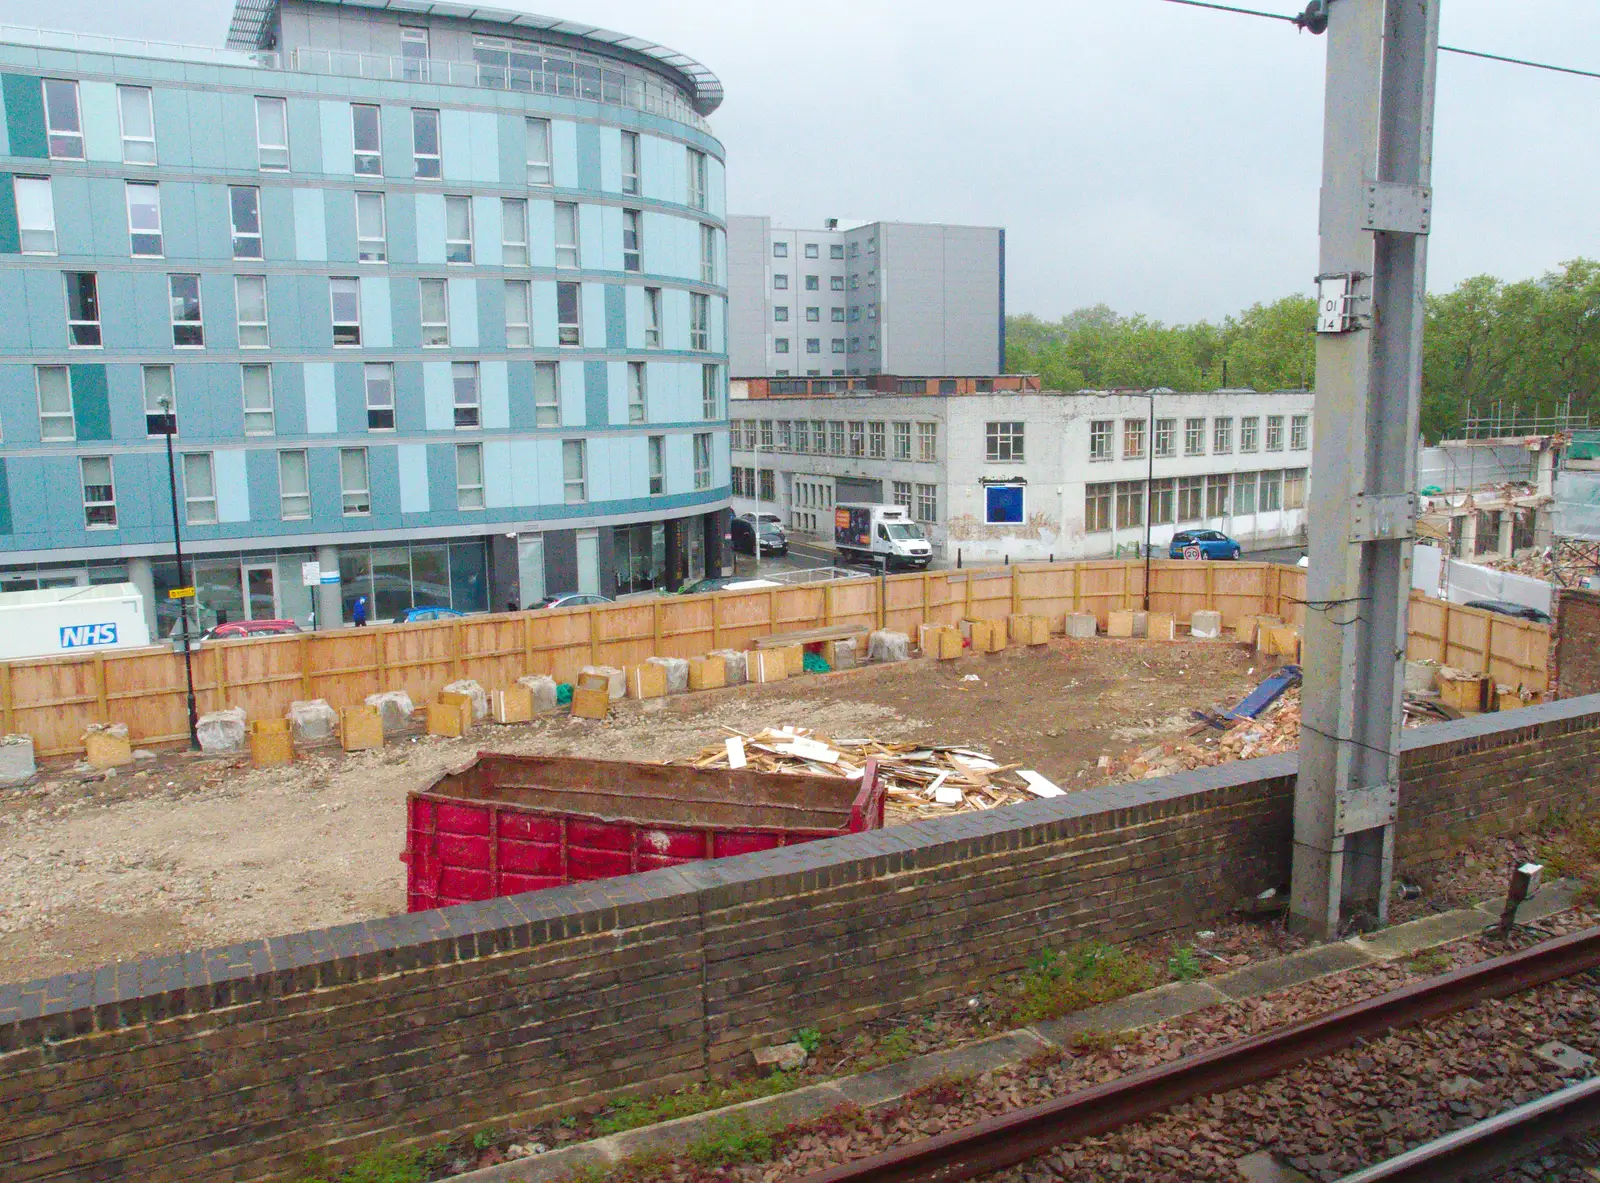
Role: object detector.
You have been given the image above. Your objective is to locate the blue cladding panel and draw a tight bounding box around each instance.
[334,362,365,433]
[246,448,278,523]
[0,457,11,534]
[286,98,322,175]
[271,361,306,436]
[261,186,295,261]
[394,360,425,432]
[603,284,627,349]
[152,87,191,166]
[583,361,608,428]
[70,365,111,441]
[506,360,535,430]
[0,173,17,254]
[1,74,45,158]
[576,122,601,190]
[188,91,226,170]
[324,188,356,262]
[388,191,417,265]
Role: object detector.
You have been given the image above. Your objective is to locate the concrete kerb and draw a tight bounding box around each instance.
[446,881,1582,1183]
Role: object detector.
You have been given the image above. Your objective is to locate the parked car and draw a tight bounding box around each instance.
[201,619,301,641]
[531,593,613,610]
[400,606,463,623]
[732,514,788,556]
[1169,530,1242,561]
[1463,599,1552,625]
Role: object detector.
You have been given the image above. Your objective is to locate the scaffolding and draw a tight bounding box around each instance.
[1453,394,1591,441]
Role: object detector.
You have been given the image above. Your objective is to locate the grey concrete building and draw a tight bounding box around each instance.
[727,217,1003,379]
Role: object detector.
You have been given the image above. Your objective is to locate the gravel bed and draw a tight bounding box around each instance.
[601,908,1599,1183]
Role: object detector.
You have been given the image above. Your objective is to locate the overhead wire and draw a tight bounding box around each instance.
[1156,0,1600,82]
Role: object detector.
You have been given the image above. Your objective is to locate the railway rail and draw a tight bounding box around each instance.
[796,925,1600,1183]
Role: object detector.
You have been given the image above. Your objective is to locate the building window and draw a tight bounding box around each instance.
[774,274,789,291]
[824,420,842,454]
[848,420,865,457]
[1122,418,1146,461]
[418,279,449,347]
[1185,417,1206,456]
[444,196,473,263]
[1259,469,1283,512]
[627,362,647,424]
[986,483,1024,524]
[64,272,101,347]
[615,207,642,272]
[452,362,480,427]
[15,177,55,254]
[1213,416,1233,455]
[1089,419,1112,460]
[1178,475,1203,521]
[1291,414,1309,450]
[1084,482,1112,532]
[1234,471,1258,515]
[917,422,938,462]
[759,419,774,449]
[412,109,441,178]
[644,287,662,347]
[1240,415,1259,453]
[169,274,203,347]
[183,453,217,525]
[351,103,382,175]
[1206,474,1230,518]
[500,198,529,266]
[1284,467,1308,510]
[526,117,551,185]
[242,363,275,435]
[777,420,793,450]
[893,421,912,460]
[915,483,938,524]
[534,361,560,427]
[702,365,719,419]
[255,96,288,170]
[830,276,844,291]
[806,337,820,354]
[806,307,820,323]
[831,307,845,322]
[648,435,664,494]
[142,365,175,436]
[803,243,818,259]
[621,130,640,195]
[1266,414,1285,451]
[831,244,845,259]
[759,469,776,501]
[400,25,430,77]
[229,186,263,259]
[562,440,586,503]
[986,421,1024,462]
[868,421,885,459]
[278,450,309,519]
[805,275,819,292]
[456,443,484,510]
[183,451,220,525]
[553,201,579,268]
[1115,480,1145,530]
[687,148,707,210]
[44,79,83,159]
[329,277,361,347]
[700,223,716,283]
[1151,477,1176,525]
[235,275,269,348]
[1153,417,1175,459]
[36,367,73,445]
[505,280,532,347]
[364,362,395,430]
[118,85,156,165]
[356,192,387,262]
[691,293,710,351]
[81,456,116,528]
[774,307,789,322]
[340,447,370,515]
[892,480,912,510]
[557,281,581,346]
[693,433,712,490]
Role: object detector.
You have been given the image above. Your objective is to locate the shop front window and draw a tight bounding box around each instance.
[613,522,666,595]
[450,541,488,613]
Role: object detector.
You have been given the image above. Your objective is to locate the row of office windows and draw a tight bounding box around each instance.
[1087,414,1311,462]
[34,77,712,208]
[775,338,854,355]
[773,305,851,323]
[41,271,715,353]
[12,176,719,283]
[774,273,874,292]
[24,360,722,444]
[771,237,874,259]
[60,432,715,530]
[731,418,938,462]
[1082,469,1309,532]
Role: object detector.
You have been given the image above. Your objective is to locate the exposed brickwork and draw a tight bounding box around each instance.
[2,699,1597,1182]
[1551,587,1600,700]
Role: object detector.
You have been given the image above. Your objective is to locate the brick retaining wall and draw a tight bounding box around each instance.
[3,695,1598,1182]
[1552,587,1600,700]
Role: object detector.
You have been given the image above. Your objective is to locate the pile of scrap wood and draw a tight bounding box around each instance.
[1105,690,1304,782]
[688,726,1066,814]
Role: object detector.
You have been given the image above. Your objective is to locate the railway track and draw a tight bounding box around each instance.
[795,925,1600,1183]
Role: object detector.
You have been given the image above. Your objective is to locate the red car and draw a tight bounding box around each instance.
[201,619,302,641]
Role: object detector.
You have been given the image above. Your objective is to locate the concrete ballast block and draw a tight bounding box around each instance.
[646,656,689,694]
[288,699,338,745]
[1064,613,1098,638]
[442,678,489,720]
[364,690,416,734]
[710,649,747,685]
[868,631,911,663]
[580,665,626,701]
[0,734,36,787]
[517,675,559,711]
[1189,610,1223,639]
[196,707,247,754]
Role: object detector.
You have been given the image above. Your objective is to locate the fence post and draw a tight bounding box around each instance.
[1438,600,1450,664]
[711,594,722,653]
[449,620,463,681]
[921,571,930,629]
[299,634,312,699]
[211,645,226,713]
[0,661,12,736]
[1122,561,1131,609]
[1011,566,1022,616]
[824,582,836,628]
[1205,562,1216,615]
[588,606,599,666]
[1072,563,1081,614]
[93,655,108,724]
[652,600,663,658]
[523,613,534,672]
[963,572,973,620]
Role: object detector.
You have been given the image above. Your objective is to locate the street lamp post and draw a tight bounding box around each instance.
[1143,393,1156,611]
[159,395,199,749]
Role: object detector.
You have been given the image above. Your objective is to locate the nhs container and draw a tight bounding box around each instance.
[0,584,151,661]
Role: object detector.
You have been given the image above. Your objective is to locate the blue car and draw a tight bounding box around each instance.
[400,605,464,623]
[1169,530,1241,561]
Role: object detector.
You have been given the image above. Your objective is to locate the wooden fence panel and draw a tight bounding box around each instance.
[1076,562,1134,625]
[1406,593,1449,664]
[10,655,117,757]
[461,615,532,692]
[882,573,928,637]
[1148,562,1210,623]
[1014,564,1077,625]
[213,634,306,723]
[526,607,598,682]
[592,602,655,671]
[959,570,1014,622]
[828,578,880,634]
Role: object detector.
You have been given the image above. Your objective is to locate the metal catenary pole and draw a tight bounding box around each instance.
[1291,0,1439,939]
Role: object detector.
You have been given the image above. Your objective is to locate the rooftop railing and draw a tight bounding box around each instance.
[0,23,277,68]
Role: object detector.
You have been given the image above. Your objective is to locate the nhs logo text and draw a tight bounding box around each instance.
[60,623,118,649]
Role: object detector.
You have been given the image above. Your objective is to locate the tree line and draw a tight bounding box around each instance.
[1005,259,1600,442]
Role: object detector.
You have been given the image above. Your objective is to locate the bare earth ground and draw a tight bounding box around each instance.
[0,639,1264,984]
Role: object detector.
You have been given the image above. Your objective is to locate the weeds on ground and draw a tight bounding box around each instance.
[1006,942,1161,1026]
[1540,815,1600,908]
[685,1115,777,1168]
[846,1027,916,1072]
[1167,946,1203,981]
[295,1143,446,1183]
[795,1026,822,1053]
[1405,949,1452,976]
[1068,1028,1129,1054]
[592,1070,802,1136]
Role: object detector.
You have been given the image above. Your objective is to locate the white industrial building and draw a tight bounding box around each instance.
[729,390,1315,563]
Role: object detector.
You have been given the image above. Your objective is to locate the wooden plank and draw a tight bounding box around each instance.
[752,624,869,648]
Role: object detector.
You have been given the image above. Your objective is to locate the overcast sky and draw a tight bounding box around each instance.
[7,0,1597,323]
